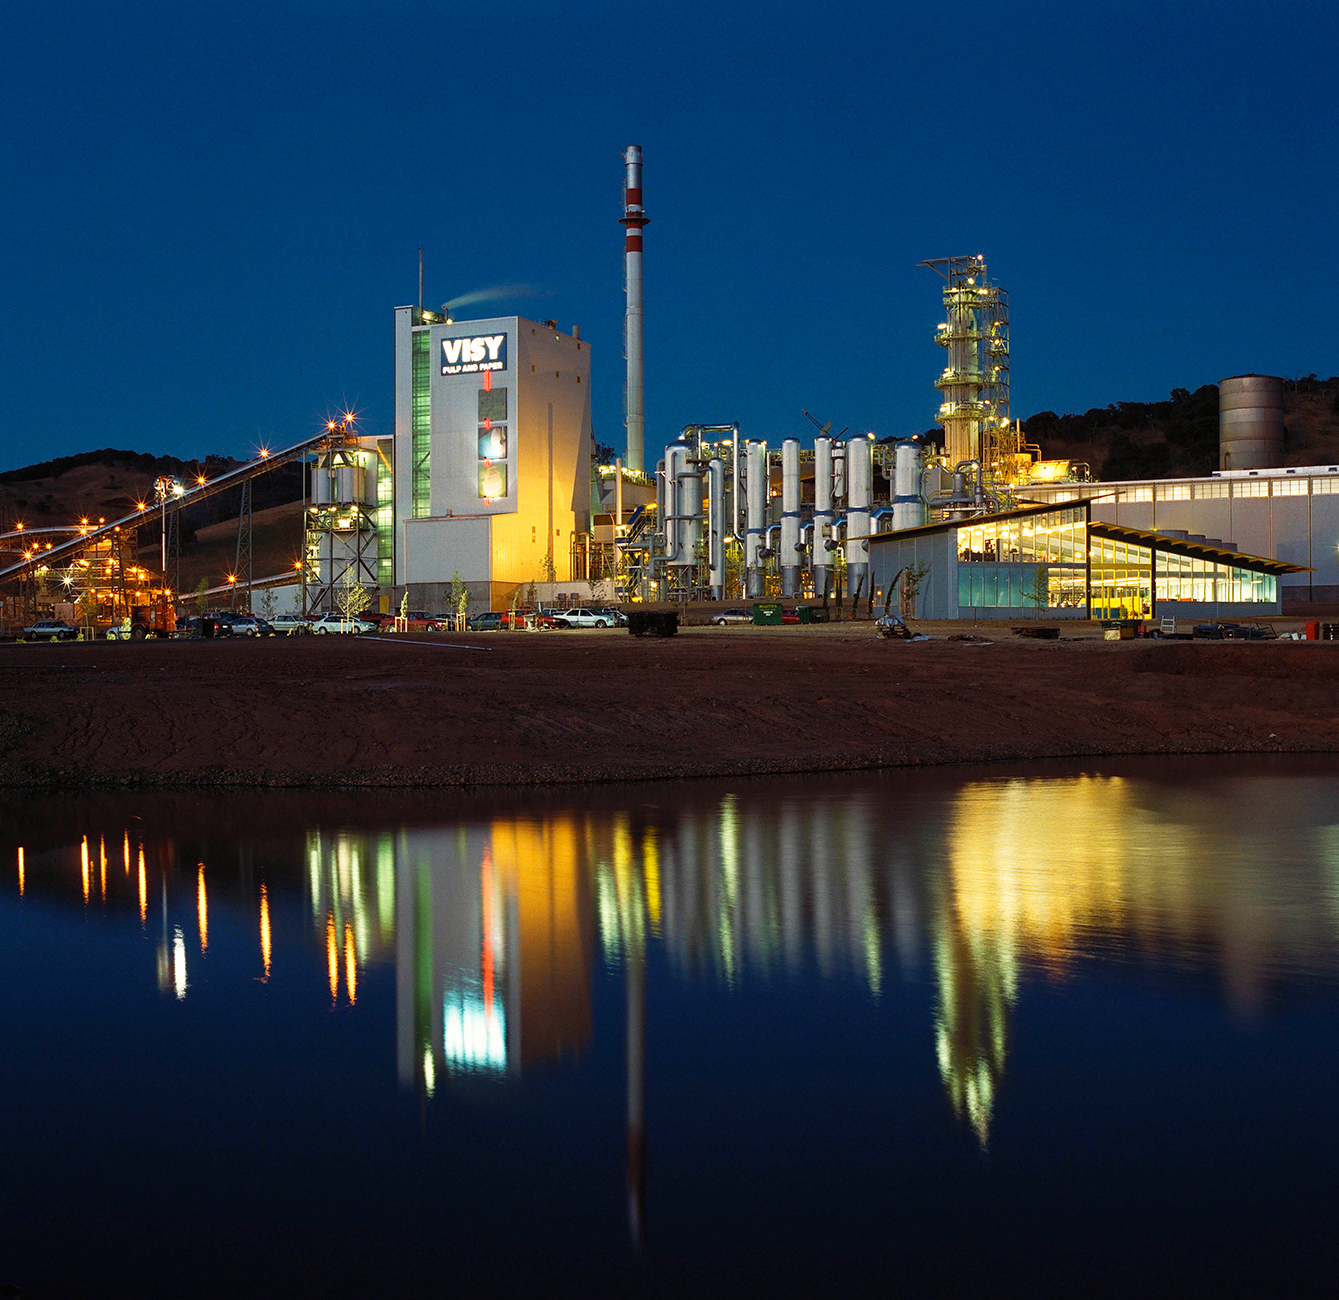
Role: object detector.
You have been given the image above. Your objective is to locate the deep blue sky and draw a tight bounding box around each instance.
[2,0,1335,469]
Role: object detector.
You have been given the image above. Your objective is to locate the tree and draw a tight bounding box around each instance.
[900,561,931,617]
[449,569,468,616]
[335,571,371,621]
[1024,565,1052,613]
[194,577,209,614]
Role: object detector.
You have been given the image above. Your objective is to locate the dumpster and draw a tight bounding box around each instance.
[753,602,782,626]
[803,606,831,624]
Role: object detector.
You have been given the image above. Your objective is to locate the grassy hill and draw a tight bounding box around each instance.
[1022,375,1339,479]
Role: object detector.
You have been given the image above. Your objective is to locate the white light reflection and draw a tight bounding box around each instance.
[173,926,187,1000]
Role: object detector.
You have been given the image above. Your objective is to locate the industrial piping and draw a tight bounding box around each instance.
[780,438,801,596]
[621,146,649,474]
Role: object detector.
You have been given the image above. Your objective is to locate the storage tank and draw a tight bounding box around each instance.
[1219,375,1284,470]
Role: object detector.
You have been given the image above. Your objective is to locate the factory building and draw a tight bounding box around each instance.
[390,308,593,610]
[867,500,1301,621]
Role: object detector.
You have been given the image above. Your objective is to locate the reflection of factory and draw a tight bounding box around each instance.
[393,820,595,1090]
[13,772,1339,1156]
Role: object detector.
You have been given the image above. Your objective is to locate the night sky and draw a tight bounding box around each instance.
[3,0,1335,468]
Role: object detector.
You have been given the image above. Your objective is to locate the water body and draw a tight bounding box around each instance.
[3,757,1339,1297]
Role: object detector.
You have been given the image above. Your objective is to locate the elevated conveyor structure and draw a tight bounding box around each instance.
[0,426,359,591]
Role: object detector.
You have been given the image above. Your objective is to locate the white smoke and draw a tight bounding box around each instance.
[444,283,552,310]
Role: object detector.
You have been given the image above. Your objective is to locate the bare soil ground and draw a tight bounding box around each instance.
[0,622,1335,788]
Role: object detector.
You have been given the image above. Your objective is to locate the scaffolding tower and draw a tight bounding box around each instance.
[923,255,1010,475]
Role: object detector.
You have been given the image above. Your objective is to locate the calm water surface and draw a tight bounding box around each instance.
[3,757,1339,1297]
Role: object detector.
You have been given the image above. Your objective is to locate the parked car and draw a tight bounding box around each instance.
[23,619,78,642]
[712,608,752,626]
[226,615,276,637]
[468,611,505,631]
[548,607,613,629]
[177,615,234,638]
[594,606,628,626]
[780,607,802,624]
[269,613,312,635]
[311,612,377,635]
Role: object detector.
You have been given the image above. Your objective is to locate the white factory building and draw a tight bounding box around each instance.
[390,308,593,610]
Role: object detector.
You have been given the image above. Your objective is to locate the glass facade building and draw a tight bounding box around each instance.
[871,501,1300,621]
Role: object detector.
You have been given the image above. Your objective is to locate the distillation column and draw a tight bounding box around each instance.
[745,440,767,599]
[779,438,801,597]
[621,147,649,474]
[845,436,872,601]
[812,436,834,597]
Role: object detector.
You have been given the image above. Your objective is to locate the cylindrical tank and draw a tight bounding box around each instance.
[812,437,834,597]
[892,439,926,531]
[664,442,687,564]
[845,436,873,600]
[1219,374,1283,470]
[335,466,357,503]
[707,458,725,598]
[780,438,801,597]
[745,440,767,598]
[312,462,331,506]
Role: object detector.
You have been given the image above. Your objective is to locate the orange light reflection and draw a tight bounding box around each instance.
[326,913,338,1001]
[197,865,208,953]
[137,846,147,924]
[259,884,271,980]
[17,847,24,896]
[81,836,90,903]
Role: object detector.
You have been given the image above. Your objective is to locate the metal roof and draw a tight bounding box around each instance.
[1087,520,1310,575]
[863,502,1310,575]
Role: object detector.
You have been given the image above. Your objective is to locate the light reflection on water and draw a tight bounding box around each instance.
[4,758,1339,1294]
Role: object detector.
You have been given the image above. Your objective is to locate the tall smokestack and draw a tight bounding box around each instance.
[621,145,648,474]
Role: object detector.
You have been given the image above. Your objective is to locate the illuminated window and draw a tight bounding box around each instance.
[479,464,507,498]
[1275,477,1308,496]
[1193,481,1229,499]
[1312,476,1339,495]
[1155,483,1191,501]
[1233,479,1269,497]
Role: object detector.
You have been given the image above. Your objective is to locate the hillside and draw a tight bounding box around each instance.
[1022,375,1339,479]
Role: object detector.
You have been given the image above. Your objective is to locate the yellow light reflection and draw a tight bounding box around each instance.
[643,828,661,935]
[81,836,89,903]
[123,830,130,875]
[197,864,208,953]
[99,836,107,900]
[137,846,147,924]
[17,846,24,896]
[326,912,338,1001]
[259,884,272,980]
[344,922,357,1004]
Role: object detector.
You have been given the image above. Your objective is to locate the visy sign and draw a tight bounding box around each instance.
[442,334,507,375]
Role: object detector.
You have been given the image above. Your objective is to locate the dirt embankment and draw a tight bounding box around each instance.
[0,626,1335,789]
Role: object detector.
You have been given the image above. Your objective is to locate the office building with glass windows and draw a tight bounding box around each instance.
[391,308,593,609]
[868,500,1304,621]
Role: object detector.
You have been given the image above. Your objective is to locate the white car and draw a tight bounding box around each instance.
[549,608,613,629]
[270,613,313,635]
[311,613,377,635]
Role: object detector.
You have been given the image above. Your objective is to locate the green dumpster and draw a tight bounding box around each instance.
[752,602,782,626]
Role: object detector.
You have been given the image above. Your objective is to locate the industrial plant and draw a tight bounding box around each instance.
[0,147,1332,629]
